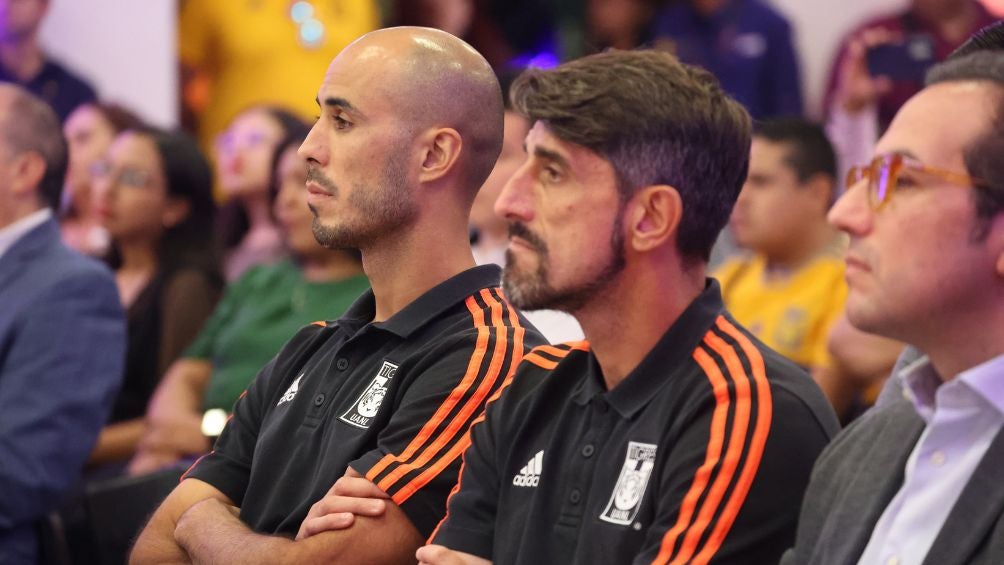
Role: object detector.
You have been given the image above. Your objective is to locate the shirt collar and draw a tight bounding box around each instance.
[335,264,502,338]
[0,209,52,261]
[572,278,726,418]
[899,352,1004,423]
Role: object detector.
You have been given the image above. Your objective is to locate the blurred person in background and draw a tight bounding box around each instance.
[0,0,96,121]
[215,105,306,280]
[88,127,222,473]
[128,126,369,477]
[178,0,379,152]
[823,0,996,176]
[650,0,804,120]
[0,84,124,565]
[60,101,144,256]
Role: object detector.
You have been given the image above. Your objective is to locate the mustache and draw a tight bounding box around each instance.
[508,222,547,253]
[305,165,339,195]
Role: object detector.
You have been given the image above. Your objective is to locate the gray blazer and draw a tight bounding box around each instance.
[781,386,1004,565]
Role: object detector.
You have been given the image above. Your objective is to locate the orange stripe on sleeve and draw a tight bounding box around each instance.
[365,295,489,482]
[376,289,509,499]
[653,344,732,564]
[523,352,559,370]
[690,318,773,563]
[665,324,754,565]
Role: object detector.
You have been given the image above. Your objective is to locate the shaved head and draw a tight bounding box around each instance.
[333,27,504,198]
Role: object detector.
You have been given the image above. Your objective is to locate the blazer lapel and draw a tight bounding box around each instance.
[923,426,1004,564]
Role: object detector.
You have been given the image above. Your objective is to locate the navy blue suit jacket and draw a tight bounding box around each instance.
[0,217,125,565]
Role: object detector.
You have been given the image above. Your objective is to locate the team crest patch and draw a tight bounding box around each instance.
[339,361,398,429]
[599,441,658,526]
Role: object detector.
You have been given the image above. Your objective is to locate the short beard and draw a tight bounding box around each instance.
[502,215,626,313]
[309,153,416,249]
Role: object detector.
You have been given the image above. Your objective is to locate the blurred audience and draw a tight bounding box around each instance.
[650,0,804,120]
[216,106,306,280]
[0,84,124,565]
[128,128,369,476]
[178,0,379,151]
[60,101,144,256]
[716,118,843,373]
[470,69,583,343]
[0,0,96,120]
[824,0,996,175]
[87,127,222,472]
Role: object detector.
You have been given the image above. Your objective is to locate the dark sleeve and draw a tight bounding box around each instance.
[764,15,804,117]
[158,269,219,375]
[633,385,833,565]
[0,267,125,528]
[426,377,511,559]
[351,321,535,538]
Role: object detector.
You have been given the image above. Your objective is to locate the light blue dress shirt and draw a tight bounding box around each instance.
[857,352,1004,565]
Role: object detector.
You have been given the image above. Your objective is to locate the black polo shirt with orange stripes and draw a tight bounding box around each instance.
[184,265,545,538]
[431,279,839,564]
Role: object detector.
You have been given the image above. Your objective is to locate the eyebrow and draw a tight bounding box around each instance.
[316,96,364,119]
[531,145,570,170]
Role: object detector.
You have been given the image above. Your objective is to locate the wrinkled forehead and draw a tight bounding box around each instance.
[876,81,997,170]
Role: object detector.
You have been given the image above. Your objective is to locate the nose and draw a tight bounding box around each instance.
[827,179,873,236]
[298,119,326,166]
[494,160,534,223]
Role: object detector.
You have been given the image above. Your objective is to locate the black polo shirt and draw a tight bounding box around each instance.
[432,280,839,564]
[185,265,545,537]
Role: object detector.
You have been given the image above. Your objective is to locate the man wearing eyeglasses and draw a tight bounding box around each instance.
[781,35,1004,565]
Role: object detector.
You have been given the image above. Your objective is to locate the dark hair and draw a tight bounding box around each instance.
[86,101,145,133]
[510,49,752,263]
[949,21,1004,59]
[218,106,309,250]
[107,127,220,279]
[754,118,837,183]
[926,50,1004,237]
[1,84,68,209]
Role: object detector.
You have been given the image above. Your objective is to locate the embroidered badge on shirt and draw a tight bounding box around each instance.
[339,361,398,429]
[600,441,658,525]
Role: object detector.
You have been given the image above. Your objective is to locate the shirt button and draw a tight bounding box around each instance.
[931,451,947,466]
[313,393,326,406]
[569,489,582,504]
[335,358,350,371]
[581,445,595,458]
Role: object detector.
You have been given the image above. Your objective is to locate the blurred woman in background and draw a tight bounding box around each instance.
[88,127,222,471]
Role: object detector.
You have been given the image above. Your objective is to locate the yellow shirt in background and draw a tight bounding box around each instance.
[714,252,847,370]
[179,0,380,150]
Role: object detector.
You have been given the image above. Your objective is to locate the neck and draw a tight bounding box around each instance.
[117,237,158,273]
[763,223,837,272]
[910,298,1004,381]
[243,193,274,231]
[300,250,365,282]
[574,256,706,390]
[363,215,476,323]
[0,36,44,82]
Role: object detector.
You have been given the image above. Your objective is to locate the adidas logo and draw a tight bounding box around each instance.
[512,450,544,487]
[277,374,303,406]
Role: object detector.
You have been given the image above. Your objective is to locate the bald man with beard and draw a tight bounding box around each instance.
[130,27,544,565]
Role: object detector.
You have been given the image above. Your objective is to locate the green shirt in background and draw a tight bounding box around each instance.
[185,260,369,411]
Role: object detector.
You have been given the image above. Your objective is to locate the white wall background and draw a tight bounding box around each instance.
[38,0,178,128]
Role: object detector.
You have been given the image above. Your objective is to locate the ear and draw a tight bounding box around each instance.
[417,128,463,185]
[162,197,191,229]
[10,152,46,198]
[626,184,683,253]
[804,172,836,212]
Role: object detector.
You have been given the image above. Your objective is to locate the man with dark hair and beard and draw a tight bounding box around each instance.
[131,27,544,564]
[318,49,840,565]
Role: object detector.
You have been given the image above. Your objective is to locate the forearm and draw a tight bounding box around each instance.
[90,418,147,465]
[148,359,213,426]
